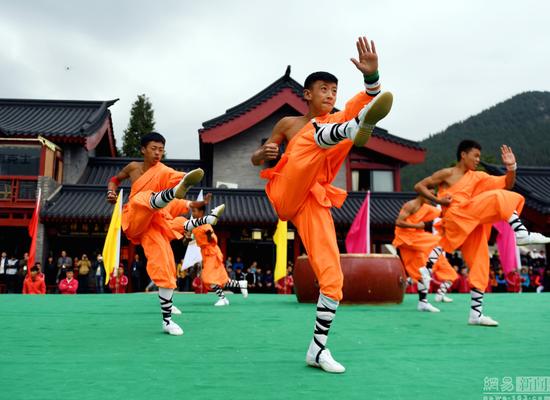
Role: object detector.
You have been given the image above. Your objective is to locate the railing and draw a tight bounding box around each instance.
[0,176,38,204]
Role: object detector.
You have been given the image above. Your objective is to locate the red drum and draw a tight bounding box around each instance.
[294,254,406,304]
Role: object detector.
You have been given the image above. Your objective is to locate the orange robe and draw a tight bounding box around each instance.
[393,204,456,283]
[193,224,229,287]
[122,162,190,289]
[261,92,373,301]
[438,170,524,291]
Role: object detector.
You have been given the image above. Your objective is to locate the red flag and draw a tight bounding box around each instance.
[345,191,370,254]
[27,188,41,273]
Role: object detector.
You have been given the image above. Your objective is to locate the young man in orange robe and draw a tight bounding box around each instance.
[107,132,225,335]
[415,140,550,326]
[188,205,248,306]
[393,196,458,313]
[251,37,393,373]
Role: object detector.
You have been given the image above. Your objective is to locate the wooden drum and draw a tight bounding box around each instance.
[293,254,406,304]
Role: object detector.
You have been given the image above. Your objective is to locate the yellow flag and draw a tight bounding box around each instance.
[102,189,123,284]
[273,219,288,282]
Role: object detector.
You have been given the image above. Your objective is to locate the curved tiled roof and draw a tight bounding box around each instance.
[0,98,118,141]
[41,185,414,227]
[483,163,550,214]
[201,66,304,131]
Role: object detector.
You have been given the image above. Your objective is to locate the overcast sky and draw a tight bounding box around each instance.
[1,0,549,158]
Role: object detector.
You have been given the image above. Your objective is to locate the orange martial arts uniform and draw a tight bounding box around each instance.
[438,170,525,292]
[261,92,373,301]
[193,224,229,288]
[393,204,457,283]
[122,162,190,289]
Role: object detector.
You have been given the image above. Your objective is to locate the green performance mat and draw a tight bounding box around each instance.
[1,293,549,400]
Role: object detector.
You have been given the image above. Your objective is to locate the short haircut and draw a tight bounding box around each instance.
[140,132,166,147]
[193,204,206,212]
[31,266,39,272]
[304,71,338,90]
[456,139,482,161]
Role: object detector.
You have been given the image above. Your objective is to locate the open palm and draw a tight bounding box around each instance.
[501,145,516,165]
[350,36,378,75]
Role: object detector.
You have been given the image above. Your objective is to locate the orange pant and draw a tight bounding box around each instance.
[200,249,229,287]
[123,191,189,289]
[292,195,344,301]
[441,189,524,291]
[432,255,458,282]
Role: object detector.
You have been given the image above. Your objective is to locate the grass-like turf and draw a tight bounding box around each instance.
[1,292,549,400]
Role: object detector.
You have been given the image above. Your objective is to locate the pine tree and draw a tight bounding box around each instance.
[121,94,156,157]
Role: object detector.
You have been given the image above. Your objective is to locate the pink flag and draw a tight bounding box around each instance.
[345,191,370,254]
[27,188,41,273]
[493,220,518,275]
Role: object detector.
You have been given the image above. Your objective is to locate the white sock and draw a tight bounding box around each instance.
[470,288,484,319]
[150,188,175,209]
[309,293,338,362]
[158,287,174,325]
[508,211,528,236]
[437,281,452,296]
[417,281,428,303]
[313,119,358,148]
[427,247,443,271]
[184,215,218,232]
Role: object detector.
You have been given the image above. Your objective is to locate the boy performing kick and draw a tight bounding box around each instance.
[251,36,393,373]
[188,204,248,306]
[415,140,550,326]
[107,132,224,335]
[393,195,458,313]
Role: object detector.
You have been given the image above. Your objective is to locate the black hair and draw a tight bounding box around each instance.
[456,139,482,161]
[193,204,206,212]
[140,132,166,148]
[303,71,338,90]
[31,266,39,272]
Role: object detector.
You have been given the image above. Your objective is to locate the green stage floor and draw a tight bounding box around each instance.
[1,293,549,400]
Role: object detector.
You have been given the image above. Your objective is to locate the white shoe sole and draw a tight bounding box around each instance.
[354,92,393,147]
[175,168,204,199]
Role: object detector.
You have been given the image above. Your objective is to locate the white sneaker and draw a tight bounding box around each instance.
[417,301,440,313]
[306,348,346,374]
[239,280,248,298]
[214,297,229,306]
[419,267,432,289]
[209,204,225,226]
[435,294,453,303]
[174,168,204,199]
[162,321,183,336]
[468,314,499,327]
[516,231,550,246]
[351,91,393,147]
[172,305,182,315]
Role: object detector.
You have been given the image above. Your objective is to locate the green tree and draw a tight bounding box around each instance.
[121,94,156,157]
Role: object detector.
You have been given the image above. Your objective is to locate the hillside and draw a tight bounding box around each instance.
[401,91,550,190]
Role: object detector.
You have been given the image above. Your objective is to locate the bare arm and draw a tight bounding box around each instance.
[414,168,453,205]
[106,163,133,203]
[250,118,288,166]
[395,202,425,229]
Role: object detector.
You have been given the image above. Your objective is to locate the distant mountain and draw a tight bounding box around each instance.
[400,91,550,190]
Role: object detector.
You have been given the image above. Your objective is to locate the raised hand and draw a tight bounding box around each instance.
[260,142,279,161]
[501,145,516,166]
[350,36,378,75]
[203,192,212,205]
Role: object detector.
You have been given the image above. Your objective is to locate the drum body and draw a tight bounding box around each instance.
[293,254,406,304]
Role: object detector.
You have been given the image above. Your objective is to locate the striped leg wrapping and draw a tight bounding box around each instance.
[470,288,484,319]
[150,188,175,209]
[417,281,428,303]
[311,294,338,363]
[313,120,355,149]
[212,285,225,299]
